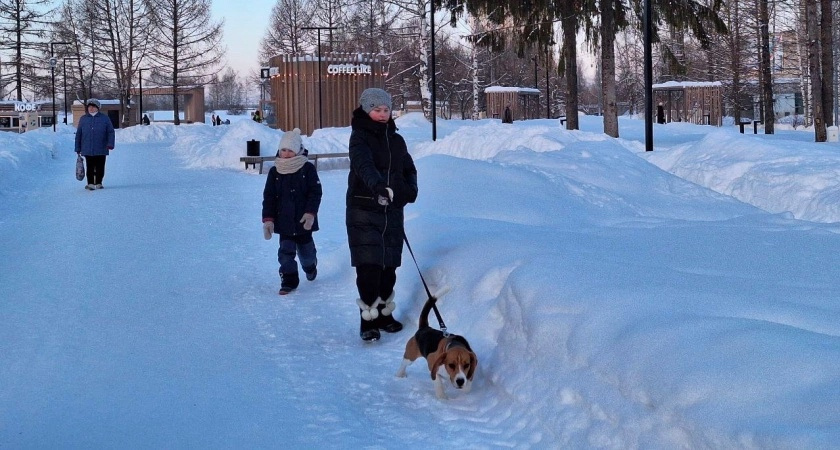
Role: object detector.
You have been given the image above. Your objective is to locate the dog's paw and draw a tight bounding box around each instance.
[434,382,448,399]
[395,369,407,378]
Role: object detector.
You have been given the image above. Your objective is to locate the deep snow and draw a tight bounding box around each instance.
[1,113,838,449]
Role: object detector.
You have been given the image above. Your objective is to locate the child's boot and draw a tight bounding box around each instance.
[303,264,317,281]
[279,272,300,295]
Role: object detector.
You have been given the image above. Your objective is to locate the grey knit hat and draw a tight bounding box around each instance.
[359,88,392,114]
[86,98,101,109]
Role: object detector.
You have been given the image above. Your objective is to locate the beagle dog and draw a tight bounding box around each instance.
[395,297,477,399]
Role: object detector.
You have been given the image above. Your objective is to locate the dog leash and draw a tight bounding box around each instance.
[403,234,448,334]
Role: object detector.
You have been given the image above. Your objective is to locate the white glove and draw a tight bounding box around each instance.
[300,213,315,231]
[386,187,393,201]
[263,221,274,240]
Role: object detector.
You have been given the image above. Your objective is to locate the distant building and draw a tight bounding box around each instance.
[0,101,57,132]
[71,99,140,128]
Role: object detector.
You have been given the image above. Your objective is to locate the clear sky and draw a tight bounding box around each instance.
[211,0,276,79]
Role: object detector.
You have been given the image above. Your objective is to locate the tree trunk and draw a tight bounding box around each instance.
[807,0,826,141]
[600,0,618,137]
[172,4,180,126]
[797,0,811,126]
[758,0,774,133]
[471,43,480,120]
[417,0,432,120]
[820,0,833,127]
[560,1,579,130]
[730,0,742,125]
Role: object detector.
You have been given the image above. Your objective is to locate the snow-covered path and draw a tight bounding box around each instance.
[0,136,533,448]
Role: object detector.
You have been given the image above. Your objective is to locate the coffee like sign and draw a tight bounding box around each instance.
[327,64,372,75]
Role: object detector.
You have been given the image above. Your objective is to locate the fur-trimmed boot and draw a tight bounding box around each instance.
[357,298,381,341]
[374,292,403,333]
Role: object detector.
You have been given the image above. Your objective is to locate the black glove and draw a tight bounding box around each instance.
[374,184,393,206]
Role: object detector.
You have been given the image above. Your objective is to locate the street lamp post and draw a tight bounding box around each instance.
[545,53,550,118]
[545,42,554,119]
[139,68,145,117]
[50,56,57,130]
[138,67,162,118]
[644,0,653,151]
[49,41,69,132]
[301,26,337,130]
[533,56,538,89]
[63,57,80,124]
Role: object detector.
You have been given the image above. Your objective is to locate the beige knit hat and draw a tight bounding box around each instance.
[277,128,304,155]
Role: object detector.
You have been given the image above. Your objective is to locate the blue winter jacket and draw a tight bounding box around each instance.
[75,112,115,156]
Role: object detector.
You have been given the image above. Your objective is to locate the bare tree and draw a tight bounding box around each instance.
[259,0,315,63]
[209,67,246,114]
[615,25,645,115]
[91,0,151,126]
[0,0,55,101]
[144,0,224,125]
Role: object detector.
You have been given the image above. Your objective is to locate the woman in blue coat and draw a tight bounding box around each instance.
[75,98,115,190]
[346,88,418,341]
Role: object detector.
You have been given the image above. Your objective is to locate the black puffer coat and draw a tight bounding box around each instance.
[346,107,418,267]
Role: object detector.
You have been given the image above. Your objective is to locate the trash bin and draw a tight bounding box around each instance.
[246,139,260,156]
[827,126,839,142]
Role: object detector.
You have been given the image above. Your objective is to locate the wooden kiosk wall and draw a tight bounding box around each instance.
[269,53,386,135]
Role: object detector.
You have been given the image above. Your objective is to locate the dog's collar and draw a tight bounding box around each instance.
[445,335,472,352]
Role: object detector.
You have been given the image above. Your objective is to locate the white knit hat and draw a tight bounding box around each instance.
[278,128,304,155]
[359,88,392,114]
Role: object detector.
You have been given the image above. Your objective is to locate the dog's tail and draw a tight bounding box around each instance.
[418,295,438,329]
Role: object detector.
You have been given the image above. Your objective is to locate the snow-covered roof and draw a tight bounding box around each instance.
[485,86,541,94]
[0,100,51,106]
[652,81,722,89]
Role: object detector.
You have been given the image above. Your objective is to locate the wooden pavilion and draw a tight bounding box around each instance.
[652,81,723,126]
[268,53,386,135]
[485,86,541,121]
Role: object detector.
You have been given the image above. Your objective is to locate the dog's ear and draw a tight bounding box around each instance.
[430,352,447,380]
[467,352,477,380]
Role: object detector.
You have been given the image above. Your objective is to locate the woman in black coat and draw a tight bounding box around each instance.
[347,88,418,342]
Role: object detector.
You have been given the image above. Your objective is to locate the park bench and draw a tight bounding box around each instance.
[738,118,764,134]
[240,152,350,174]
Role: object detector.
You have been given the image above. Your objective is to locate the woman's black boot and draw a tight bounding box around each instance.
[375,292,403,333]
[357,298,381,341]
